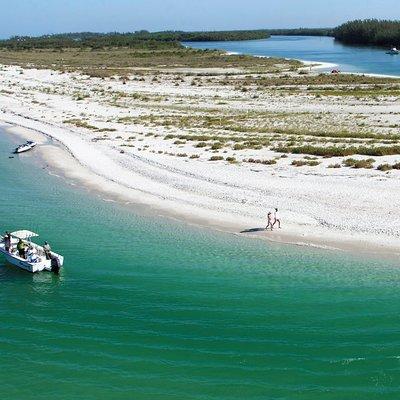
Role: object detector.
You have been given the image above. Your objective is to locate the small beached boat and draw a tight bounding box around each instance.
[0,230,64,273]
[14,141,37,154]
[386,47,399,55]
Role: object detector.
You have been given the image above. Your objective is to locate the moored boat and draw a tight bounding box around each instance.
[14,141,37,154]
[0,230,64,273]
[386,47,399,55]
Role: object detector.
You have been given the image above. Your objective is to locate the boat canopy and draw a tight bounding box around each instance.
[11,230,39,240]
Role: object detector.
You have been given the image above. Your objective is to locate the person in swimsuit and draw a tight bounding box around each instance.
[273,208,281,229]
[266,212,273,231]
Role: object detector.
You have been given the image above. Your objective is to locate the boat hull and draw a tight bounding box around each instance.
[0,245,64,273]
[14,146,35,154]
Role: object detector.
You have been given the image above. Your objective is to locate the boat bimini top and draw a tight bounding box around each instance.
[11,230,39,240]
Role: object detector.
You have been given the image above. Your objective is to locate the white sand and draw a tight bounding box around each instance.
[0,64,399,256]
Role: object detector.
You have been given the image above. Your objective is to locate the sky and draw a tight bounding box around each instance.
[0,0,399,38]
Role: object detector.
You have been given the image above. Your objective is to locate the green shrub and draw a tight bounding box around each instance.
[377,163,392,171]
[209,156,224,161]
[211,142,224,150]
[261,159,277,165]
[292,160,320,167]
[276,145,400,157]
[233,143,246,150]
[343,158,358,167]
[352,159,375,169]
[291,160,307,167]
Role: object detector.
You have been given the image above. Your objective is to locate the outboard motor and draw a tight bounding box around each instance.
[51,256,61,274]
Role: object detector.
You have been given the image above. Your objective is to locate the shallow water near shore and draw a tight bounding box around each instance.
[1,129,400,399]
[186,35,400,76]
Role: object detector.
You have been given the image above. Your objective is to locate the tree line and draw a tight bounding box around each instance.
[0,30,271,50]
[2,20,399,51]
[333,19,400,47]
[267,28,333,36]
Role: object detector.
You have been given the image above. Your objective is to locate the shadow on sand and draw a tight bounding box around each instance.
[240,227,266,234]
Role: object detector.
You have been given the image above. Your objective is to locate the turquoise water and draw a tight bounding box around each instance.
[186,35,400,76]
[1,130,400,399]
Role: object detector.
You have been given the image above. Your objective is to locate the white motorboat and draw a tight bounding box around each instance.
[0,230,64,273]
[14,141,37,154]
[386,47,399,55]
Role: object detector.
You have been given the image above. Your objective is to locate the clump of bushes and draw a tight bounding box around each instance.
[211,142,224,150]
[376,162,400,171]
[275,145,400,158]
[291,160,321,167]
[245,158,277,165]
[343,158,375,169]
[233,143,246,150]
[377,163,392,171]
[209,156,224,161]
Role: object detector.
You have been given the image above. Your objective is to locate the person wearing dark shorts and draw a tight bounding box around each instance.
[4,232,11,253]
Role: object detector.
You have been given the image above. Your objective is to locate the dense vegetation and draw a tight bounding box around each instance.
[3,19,400,54]
[267,28,333,37]
[0,30,270,50]
[333,19,400,47]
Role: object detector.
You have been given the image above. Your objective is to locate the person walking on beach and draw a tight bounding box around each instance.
[266,212,273,231]
[273,208,281,229]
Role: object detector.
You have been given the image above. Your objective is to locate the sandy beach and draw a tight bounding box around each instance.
[1,62,400,256]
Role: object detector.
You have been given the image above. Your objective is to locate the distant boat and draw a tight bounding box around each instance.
[386,47,399,55]
[14,140,37,154]
[0,230,64,273]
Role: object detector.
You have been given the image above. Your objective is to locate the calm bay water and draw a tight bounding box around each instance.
[1,129,400,399]
[186,35,400,76]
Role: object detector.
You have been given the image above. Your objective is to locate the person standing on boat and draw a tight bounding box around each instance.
[4,232,11,253]
[43,241,52,260]
[17,239,26,259]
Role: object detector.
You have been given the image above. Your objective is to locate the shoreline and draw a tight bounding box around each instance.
[188,43,400,78]
[3,121,400,259]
